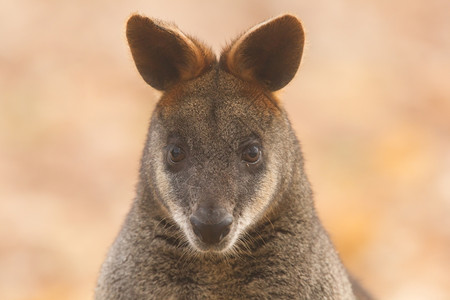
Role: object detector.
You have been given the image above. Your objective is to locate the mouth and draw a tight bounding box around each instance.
[193,240,230,253]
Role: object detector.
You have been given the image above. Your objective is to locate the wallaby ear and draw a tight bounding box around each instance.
[126,15,216,91]
[220,15,304,91]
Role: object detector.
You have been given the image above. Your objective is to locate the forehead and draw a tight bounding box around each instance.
[156,69,281,145]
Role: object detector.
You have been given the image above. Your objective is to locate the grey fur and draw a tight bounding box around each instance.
[95,14,371,300]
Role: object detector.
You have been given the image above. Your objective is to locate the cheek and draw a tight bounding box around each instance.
[170,173,197,209]
[236,158,280,230]
[152,158,176,209]
[153,165,195,235]
[148,131,188,218]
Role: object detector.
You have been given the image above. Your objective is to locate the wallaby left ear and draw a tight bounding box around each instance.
[220,15,304,91]
[126,14,216,91]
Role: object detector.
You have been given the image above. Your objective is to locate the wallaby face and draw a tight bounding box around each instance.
[146,75,293,253]
[128,14,304,253]
[96,14,371,300]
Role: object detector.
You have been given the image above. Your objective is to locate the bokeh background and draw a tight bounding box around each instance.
[1,0,449,299]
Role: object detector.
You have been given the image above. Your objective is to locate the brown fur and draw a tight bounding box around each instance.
[126,15,216,90]
[220,15,304,91]
[96,14,372,299]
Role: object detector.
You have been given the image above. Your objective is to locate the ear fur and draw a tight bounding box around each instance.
[126,15,216,90]
[220,14,304,91]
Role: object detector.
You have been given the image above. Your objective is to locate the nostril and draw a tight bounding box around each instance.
[190,214,233,245]
[219,226,230,242]
[190,215,206,241]
[218,216,233,241]
[191,221,203,240]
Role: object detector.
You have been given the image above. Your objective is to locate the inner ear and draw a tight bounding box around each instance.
[126,15,216,91]
[220,15,305,91]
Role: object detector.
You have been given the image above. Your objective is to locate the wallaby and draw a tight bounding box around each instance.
[96,14,372,300]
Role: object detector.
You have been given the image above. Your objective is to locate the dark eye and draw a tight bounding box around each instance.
[168,146,185,163]
[242,145,261,164]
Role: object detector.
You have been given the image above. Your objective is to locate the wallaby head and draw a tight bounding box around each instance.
[126,14,306,253]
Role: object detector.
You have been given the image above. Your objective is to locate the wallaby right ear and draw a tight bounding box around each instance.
[126,15,216,91]
[220,15,304,91]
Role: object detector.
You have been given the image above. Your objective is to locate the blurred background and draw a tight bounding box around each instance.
[1,0,449,299]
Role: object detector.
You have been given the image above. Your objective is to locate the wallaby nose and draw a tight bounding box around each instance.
[190,208,233,245]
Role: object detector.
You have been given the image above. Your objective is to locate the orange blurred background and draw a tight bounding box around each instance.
[1,1,449,299]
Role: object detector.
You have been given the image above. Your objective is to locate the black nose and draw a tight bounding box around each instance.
[190,208,233,245]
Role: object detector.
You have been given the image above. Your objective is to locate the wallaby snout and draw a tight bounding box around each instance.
[190,207,233,245]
